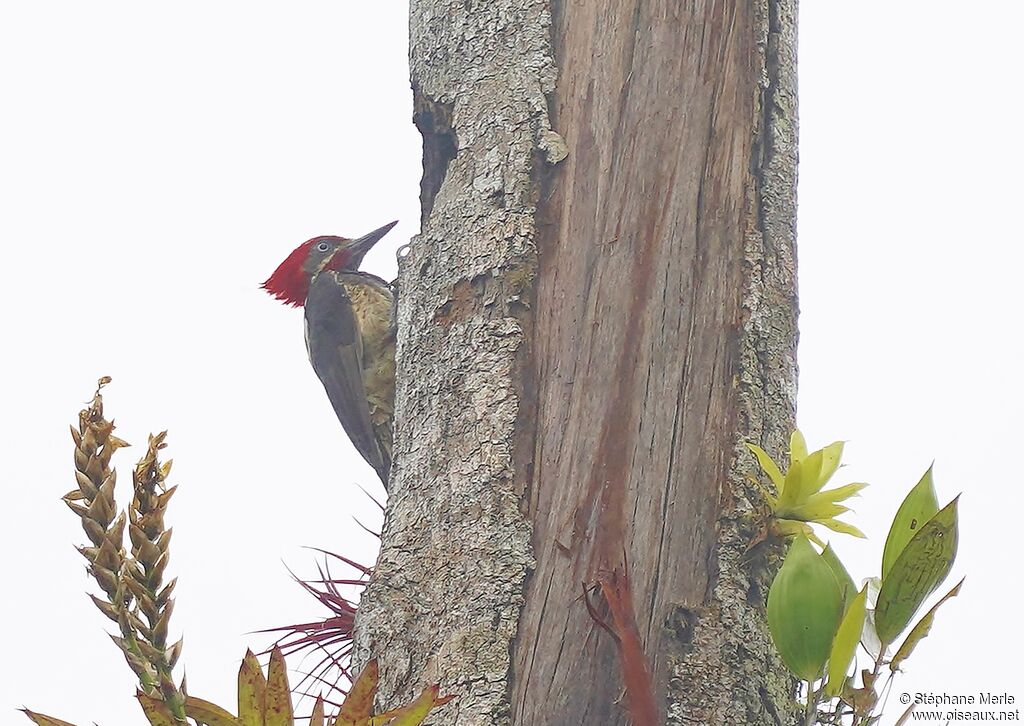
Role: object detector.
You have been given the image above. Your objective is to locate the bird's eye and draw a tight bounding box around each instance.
[316,241,331,252]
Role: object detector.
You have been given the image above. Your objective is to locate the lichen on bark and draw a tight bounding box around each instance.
[351,2,557,724]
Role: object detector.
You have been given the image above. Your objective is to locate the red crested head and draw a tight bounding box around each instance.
[262,238,319,307]
[262,221,398,307]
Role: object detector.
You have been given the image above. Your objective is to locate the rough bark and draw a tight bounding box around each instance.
[352,0,799,724]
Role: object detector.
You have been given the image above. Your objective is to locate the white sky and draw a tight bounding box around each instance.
[1,3,1020,724]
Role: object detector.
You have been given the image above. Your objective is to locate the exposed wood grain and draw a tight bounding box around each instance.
[353,0,799,723]
[511,0,799,723]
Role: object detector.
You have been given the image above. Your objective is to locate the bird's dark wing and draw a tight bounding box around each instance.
[304,272,387,479]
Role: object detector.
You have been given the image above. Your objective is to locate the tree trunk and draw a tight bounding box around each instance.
[352,1,799,724]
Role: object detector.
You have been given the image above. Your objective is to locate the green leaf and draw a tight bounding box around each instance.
[746,443,784,489]
[890,578,965,672]
[882,465,940,580]
[790,430,808,463]
[824,586,868,697]
[876,497,959,646]
[821,544,857,608]
[767,535,844,681]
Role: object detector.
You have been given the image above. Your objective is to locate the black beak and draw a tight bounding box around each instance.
[350,220,399,258]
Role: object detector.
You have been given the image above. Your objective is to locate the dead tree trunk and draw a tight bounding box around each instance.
[352,1,799,724]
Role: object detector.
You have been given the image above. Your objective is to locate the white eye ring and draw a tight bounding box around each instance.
[316,241,330,252]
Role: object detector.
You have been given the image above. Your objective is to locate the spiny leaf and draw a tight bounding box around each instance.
[19,710,80,726]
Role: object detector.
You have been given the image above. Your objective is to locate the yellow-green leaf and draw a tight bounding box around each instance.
[265,647,294,726]
[372,685,455,726]
[136,692,178,726]
[821,544,857,608]
[882,465,939,581]
[890,578,964,672]
[237,649,266,726]
[185,697,241,726]
[19,710,80,726]
[797,448,825,501]
[767,535,844,681]
[790,430,808,463]
[338,659,379,724]
[777,458,805,510]
[876,497,959,646]
[772,519,824,546]
[813,441,845,494]
[817,518,867,539]
[824,586,868,696]
[746,443,785,489]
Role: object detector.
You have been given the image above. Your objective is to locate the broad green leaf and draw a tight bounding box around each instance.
[882,465,940,580]
[185,697,241,726]
[890,578,964,672]
[19,710,80,726]
[825,586,868,697]
[790,430,808,463]
[821,544,857,608]
[876,497,959,645]
[339,660,379,724]
[136,692,178,726]
[265,648,294,726]
[767,536,844,681]
[746,443,784,489]
[237,650,266,726]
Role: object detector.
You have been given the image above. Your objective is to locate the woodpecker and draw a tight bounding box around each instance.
[262,221,398,484]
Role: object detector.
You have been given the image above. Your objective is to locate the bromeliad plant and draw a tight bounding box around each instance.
[22,380,452,726]
[750,432,962,726]
[747,430,867,543]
